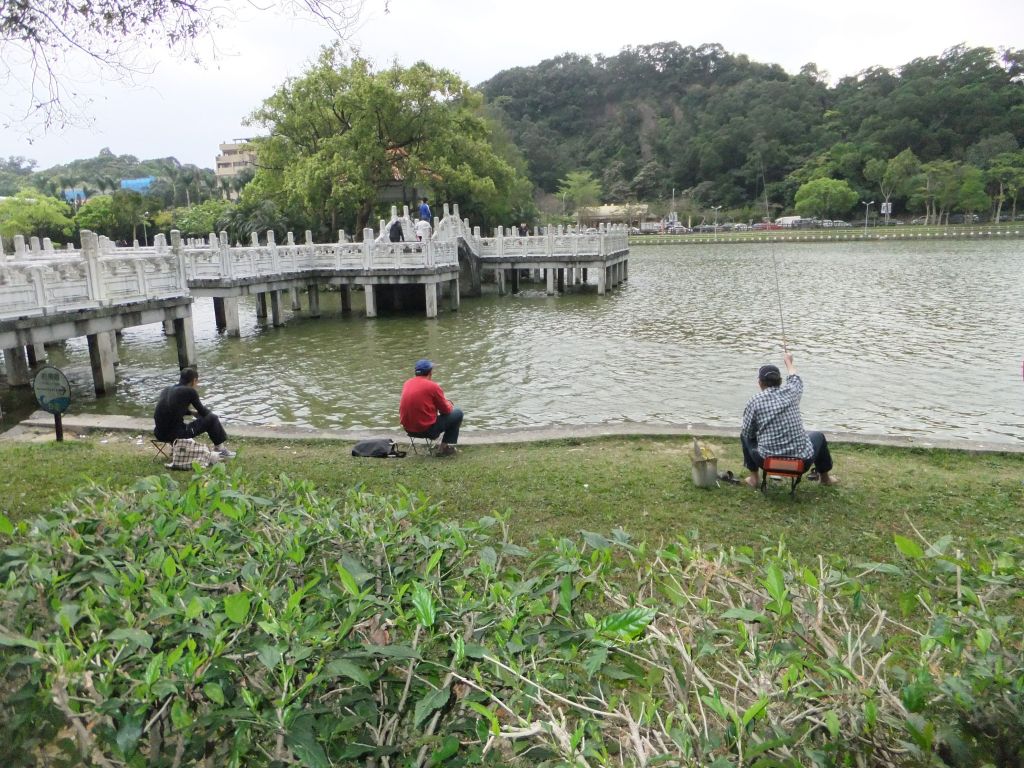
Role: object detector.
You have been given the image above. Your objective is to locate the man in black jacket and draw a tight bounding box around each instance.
[153,367,235,458]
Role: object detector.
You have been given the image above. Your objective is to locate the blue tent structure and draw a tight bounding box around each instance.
[120,177,156,192]
[62,188,86,203]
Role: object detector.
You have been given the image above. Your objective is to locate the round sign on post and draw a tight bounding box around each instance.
[32,365,72,441]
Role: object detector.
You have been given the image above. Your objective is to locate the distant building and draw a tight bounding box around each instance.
[215,140,257,180]
[63,188,87,204]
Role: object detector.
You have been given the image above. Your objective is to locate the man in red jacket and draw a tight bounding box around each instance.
[399,359,464,456]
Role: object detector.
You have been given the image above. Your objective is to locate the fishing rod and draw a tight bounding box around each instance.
[760,158,789,354]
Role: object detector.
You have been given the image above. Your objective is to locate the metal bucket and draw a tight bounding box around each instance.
[691,458,718,489]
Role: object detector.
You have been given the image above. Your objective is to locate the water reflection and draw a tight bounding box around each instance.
[3,239,1022,444]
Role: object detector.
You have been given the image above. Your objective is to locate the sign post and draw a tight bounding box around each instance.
[32,365,72,442]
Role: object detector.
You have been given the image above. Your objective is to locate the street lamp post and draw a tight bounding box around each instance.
[142,212,149,247]
[861,200,874,236]
[712,205,722,239]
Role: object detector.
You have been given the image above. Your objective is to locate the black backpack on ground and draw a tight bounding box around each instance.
[351,438,405,458]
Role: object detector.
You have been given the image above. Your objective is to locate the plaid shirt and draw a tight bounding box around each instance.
[741,374,813,459]
[169,438,220,469]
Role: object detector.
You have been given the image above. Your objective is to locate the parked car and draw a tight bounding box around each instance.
[910,217,928,225]
[831,220,851,227]
[666,225,691,234]
[732,223,750,231]
[751,223,782,230]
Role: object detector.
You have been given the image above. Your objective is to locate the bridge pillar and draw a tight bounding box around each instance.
[340,285,352,314]
[449,278,460,311]
[425,283,438,318]
[3,347,30,387]
[269,290,284,326]
[546,268,555,296]
[256,292,269,326]
[597,266,607,295]
[291,287,302,312]
[308,283,321,318]
[26,343,46,367]
[173,316,197,370]
[87,331,117,394]
[213,297,227,330]
[623,259,628,281]
[496,268,505,296]
[163,319,176,336]
[582,268,588,284]
[364,285,377,318]
[223,297,241,336]
[557,268,565,293]
[511,269,520,294]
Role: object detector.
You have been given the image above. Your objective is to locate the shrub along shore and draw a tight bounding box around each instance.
[0,432,1021,766]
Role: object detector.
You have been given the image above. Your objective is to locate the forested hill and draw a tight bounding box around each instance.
[479,42,1024,209]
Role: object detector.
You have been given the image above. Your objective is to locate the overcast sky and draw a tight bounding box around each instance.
[2,0,1022,172]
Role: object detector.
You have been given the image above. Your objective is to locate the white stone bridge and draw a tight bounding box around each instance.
[1,204,629,393]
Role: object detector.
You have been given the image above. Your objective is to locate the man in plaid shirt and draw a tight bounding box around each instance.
[740,352,838,489]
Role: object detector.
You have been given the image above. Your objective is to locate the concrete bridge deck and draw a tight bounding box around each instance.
[1,204,630,393]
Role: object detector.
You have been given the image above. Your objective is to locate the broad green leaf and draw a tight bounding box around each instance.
[285,719,330,768]
[596,607,656,640]
[185,596,203,620]
[115,718,143,756]
[425,547,445,574]
[170,699,192,729]
[204,682,225,705]
[414,685,451,729]
[721,607,769,623]
[108,628,154,649]
[0,514,13,536]
[582,530,611,550]
[467,701,500,736]
[761,564,787,604]
[894,535,924,559]
[161,555,176,579]
[223,592,251,624]
[257,644,283,670]
[427,734,459,766]
[411,583,436,628]
[325,659,372,687]
[583,646,609,678]
[335,563,360,597]
[559,574,573,614]
[741,696,769,728]
[853,561,904,575]
[479,546,497,568]
[0,629,40,650]
[825,710,841,738]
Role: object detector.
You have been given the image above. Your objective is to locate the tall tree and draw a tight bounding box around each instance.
[248,48,530,237]
[793,177,857,219]
[863,149,920,221]
[557,170,602,223]
[987,151,1024,222]
[0,189,74,241]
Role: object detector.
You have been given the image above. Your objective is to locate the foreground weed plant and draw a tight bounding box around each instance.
[0,467,1021,767]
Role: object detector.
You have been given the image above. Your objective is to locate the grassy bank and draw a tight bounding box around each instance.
[2,432,1020,565]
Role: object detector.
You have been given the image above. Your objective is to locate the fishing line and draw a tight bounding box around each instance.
[759,158,789,353]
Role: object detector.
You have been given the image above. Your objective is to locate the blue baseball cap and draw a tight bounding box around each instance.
[414,359,434,375]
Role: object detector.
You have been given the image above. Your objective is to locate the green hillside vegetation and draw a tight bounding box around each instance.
[480,42,1024,220]
[4,42,1024,246]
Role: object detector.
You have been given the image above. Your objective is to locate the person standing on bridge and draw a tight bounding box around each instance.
[154,367,236,458]
[419,197,432,222]
[399,359,463,457]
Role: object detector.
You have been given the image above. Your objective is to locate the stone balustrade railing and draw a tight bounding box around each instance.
[0,230,188,321]
[1,203,630,321]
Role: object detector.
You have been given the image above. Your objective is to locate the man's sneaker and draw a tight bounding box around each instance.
[217,447,237,459]
[436,443,458,457]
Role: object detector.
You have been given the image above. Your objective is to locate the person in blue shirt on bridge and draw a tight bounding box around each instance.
[419,198,431,222]
[740,352,838,489]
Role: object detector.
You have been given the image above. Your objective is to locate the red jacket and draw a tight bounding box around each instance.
[399,376,452,433]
